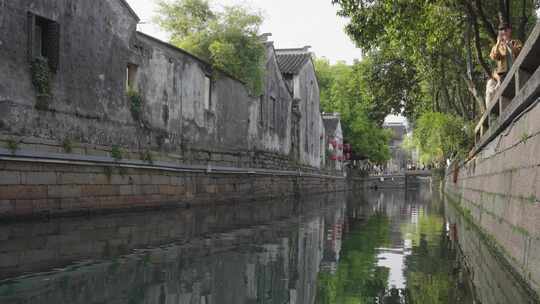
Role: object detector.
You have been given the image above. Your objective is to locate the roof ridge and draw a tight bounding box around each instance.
[118,0,140,21]
[275,46,312,53]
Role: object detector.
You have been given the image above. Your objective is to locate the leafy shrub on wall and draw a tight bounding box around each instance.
[31,56,52,110]
[127,88,143,122]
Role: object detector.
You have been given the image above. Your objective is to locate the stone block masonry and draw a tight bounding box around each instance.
[445,100,540,297]
[445,101,540,298]
[0,156,345,220]
[445,21,540,298]
[445,104,540,294]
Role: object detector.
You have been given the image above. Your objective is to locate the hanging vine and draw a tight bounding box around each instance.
[31,56,52,110]
[127,88,143,122]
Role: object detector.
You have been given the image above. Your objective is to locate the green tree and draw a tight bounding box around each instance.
[155,0,266,94]
[317,215,391,304]
[403,112,473,167]
[315,58,392,164]
[332,0,538,163]
[332,0,538,122]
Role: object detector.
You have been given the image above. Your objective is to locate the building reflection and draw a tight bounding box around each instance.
[1,187,533,304]
[0,193,345,304]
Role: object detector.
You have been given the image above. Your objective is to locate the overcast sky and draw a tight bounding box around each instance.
[126,0,362,64]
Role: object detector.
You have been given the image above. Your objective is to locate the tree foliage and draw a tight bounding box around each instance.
[317,195,471,303]
[332,0,538,162]
[315,58,392,164]
[317,215,391,304]
[155,0,266,94]
[332,0,538,123]
[403,112,473,167]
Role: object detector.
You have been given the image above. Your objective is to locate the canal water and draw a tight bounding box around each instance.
[0,185,537,303]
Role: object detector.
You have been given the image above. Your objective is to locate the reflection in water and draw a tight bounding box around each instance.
[316,188,475,304]
[445,200,540,304]
[0,186,537,303]
[0,194,343,304]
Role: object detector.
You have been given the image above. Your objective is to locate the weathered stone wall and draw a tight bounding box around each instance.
[294,61,325,168]
[0,0,138,143]
[257,43,293,155]
[0,0,343,214]
[0,0,308,169]
[445,199,540,303]
[445,98,540,296]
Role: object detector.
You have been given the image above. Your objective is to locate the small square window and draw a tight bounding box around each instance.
[28,13,60,72]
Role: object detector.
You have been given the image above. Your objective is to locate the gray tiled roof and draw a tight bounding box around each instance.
[275,48,312,74]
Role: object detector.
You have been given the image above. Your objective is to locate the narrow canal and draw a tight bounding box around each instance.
[0,184,537,303]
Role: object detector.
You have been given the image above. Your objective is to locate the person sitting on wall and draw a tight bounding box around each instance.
[489,22,523,82]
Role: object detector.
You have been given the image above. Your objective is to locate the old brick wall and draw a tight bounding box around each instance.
[444,99,540,296]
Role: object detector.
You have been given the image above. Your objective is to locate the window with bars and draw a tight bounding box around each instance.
[203,75,212,111]
[259,96,264,126]
[270,96,276,129]
[27,13,60,72]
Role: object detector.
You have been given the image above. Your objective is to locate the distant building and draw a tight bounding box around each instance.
[322,113,344,171]
[383,120,411,173]
[276,47,325,168]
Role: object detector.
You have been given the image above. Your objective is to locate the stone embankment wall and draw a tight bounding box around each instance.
[445,22,540,298]
[444,103,540,297]
[445,199,540,304]
[0,158,345,220]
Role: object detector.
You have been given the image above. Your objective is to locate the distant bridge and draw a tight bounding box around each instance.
[363,170,432,189]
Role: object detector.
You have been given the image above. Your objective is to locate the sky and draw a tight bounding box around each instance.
[125,0,362,64]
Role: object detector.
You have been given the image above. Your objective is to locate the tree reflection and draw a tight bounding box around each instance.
[316,214,391,304]
[317,192,475,304]
[401,205,469,303]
